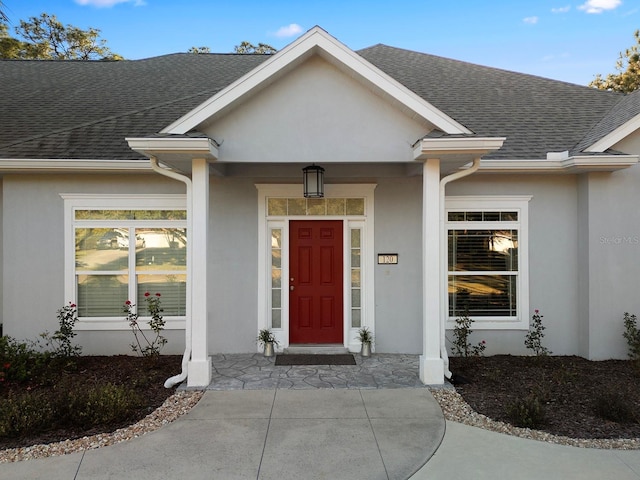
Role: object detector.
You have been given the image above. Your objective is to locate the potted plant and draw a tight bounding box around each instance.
[358,327,373,357]
[257,328,278,357]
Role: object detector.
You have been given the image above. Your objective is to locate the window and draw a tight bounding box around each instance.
[350,228,362,328]
[446,196,530,329]
[267,197,365,216]
[270,228,283,329]
[63,195,187,329]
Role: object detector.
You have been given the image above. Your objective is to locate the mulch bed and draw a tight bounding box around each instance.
[450,355,640,439]
[0,355,181,450]
[3,354,638,450]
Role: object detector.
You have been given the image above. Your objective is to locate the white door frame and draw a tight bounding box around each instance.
[256,184,376,352]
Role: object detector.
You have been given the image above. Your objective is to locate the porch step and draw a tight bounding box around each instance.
[283,345,349,355]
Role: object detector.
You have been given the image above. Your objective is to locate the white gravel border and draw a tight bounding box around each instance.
[430,388,640,450]
[2,387,638,463]
[0,390,203,463]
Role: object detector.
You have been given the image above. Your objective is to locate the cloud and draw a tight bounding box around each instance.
[551,5,571,13]
[523,16,539,24]
[75,0,146,7]
[578,0,621,14]
[273,24,303,38]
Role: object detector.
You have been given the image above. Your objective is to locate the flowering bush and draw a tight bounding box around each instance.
[0,362,9,384]
[524,309,552,356]
[125,293,167,357]
[39,302,82,358]
[450,309,486,357]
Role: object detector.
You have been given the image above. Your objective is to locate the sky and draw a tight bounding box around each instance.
[2,0,639,86]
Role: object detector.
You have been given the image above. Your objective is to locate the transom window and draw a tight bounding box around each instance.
[446,196,530,329]
[63,195,187,327]
[267,197,365,216]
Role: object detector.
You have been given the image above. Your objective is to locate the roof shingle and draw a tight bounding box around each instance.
[0,46,634,161]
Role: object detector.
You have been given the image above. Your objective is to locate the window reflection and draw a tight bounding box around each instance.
[135,228,187,271]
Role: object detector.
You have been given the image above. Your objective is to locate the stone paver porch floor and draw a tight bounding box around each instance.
[206,353,428,390]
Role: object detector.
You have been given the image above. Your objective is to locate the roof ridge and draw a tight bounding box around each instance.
[360,43,609,91]
[571,91,631,153]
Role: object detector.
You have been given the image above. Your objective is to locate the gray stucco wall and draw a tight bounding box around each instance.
[2,173,186,354]
[373,176,423,353]
[445,174,580,357]
[208,176,259,353]
[205,56,430,164]
[4,164,639,360]
[577,166,640,359]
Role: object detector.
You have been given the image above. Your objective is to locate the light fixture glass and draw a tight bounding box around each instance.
[302,164,325,198]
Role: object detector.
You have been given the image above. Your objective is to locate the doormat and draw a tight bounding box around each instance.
[274,354,356,366]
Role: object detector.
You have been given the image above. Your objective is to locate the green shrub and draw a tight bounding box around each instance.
[39,302,82,358]
[125,293,167,357]
[450,309,486,358]
[524,309,552,356]
[0,382,142,437]
[623,312,640,362]
[0,391,55,437]
[505,395,546,428]
[73,383,142,428]
[594,392,638,424]
[0,336,49,383]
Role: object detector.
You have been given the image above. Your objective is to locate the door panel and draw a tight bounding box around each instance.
[290,220,343,344]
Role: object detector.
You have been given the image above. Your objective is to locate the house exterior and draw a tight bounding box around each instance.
[2,27,640,387]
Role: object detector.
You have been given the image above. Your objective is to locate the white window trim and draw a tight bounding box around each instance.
[256,184,376,351]
[445,195,531,330]
[61,194,187,331]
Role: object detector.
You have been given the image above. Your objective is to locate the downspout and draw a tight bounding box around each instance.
[439,158,481,379]
[147,156,193,388]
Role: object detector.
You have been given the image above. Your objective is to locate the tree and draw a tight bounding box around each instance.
[0,21,26,59]
[233,41,277,54]
[590,29,640,93]
[188,46,211,54]
[0,13,121,60]
[0,1,8,23]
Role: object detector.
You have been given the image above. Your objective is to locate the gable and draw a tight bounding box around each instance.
[612,127,640,155]
[163,27,470,141]
[202,55,432,163]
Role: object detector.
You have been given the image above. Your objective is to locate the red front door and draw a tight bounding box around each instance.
[289,220,343,344]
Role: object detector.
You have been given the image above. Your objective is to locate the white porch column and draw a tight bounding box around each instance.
[187,158,212,387]
[420,159,445,384]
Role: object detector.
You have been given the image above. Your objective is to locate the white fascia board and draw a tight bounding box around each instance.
[0,158,152,172]
[479,154,638,173]
[162,26,471,136]
[585,114,640,153]
[126,137,218,159]
[414,137,506,159]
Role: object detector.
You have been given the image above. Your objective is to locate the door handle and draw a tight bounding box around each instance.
[290,285,295,291]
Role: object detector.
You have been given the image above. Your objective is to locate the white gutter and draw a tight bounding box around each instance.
[146,156,193,388]
[439,158,482,379]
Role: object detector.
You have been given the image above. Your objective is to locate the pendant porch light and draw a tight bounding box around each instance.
[302,164,325,198]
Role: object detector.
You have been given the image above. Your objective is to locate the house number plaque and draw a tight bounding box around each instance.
[377,253,398,265]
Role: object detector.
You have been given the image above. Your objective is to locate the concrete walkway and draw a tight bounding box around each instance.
[2,354,640,479]
[412,421,640,480]
[1,389,444,480]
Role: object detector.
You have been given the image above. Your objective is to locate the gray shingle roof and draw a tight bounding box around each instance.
[359,44,624,159]
[0,54,268,160]
[573,88,640,153]
[0,45,635,161]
